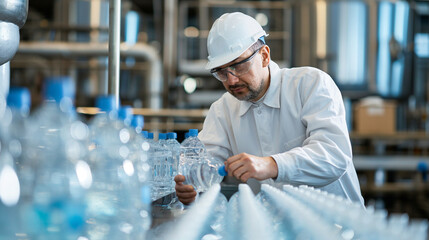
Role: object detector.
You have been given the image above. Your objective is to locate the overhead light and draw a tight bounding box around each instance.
[183,77,197,94]
[184,26,200,38]
[255,13,268,27]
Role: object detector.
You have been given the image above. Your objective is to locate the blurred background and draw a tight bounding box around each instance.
[5,0,429,220]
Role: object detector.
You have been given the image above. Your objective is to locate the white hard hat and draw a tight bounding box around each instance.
[205,12,268,70]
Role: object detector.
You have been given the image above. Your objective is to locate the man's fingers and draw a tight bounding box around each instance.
[175,183,195,192]
[179,196,196,205]
[226,158,241,175]
[225,153,244,170]
[227,158,248,178]
[174,174,186,183]
[175,184,197,205]
[231,165,247,181]
[240,172,252,182]
[177,190,197,199]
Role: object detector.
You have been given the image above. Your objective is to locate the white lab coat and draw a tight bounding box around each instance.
[199,61,364,206]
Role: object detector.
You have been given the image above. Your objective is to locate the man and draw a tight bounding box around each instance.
[175,12,364,206]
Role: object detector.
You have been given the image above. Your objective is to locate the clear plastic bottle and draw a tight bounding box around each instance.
[151,133,173,199]
[128,114,151,230]
[86,95,148,239]
[5,87,31,192]
[25,77,89,239]
[166,132,180,182]
[0,140,20,239]
[4,88,33,238]
[179,129,206,170]
[0,90,22,239]
[145,132,156,200]
[165,132,183,209]
[179,129,226,192]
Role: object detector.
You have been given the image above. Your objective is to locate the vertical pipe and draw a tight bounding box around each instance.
[0,62,10,97]
[368,0,378,92]
[163,0,177,108]
[108,0,121,109]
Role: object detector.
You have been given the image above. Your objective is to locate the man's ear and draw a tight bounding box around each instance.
[260,45,270,67]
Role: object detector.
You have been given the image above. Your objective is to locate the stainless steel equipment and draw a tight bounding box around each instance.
[0,0,28,95]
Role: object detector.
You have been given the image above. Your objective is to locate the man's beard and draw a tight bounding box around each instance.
[229,79,264,101]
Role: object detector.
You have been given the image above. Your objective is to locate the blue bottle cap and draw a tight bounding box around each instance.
[218,165,228,176]
[167,132,177,139]
[7,87,31,112]
[131,115,144,129]
[148,132,154,139]
[189,129,198,137]
[44,76,74,103]
[184,132,189,139]
[417,161,428,181]
[142,131,148,138]
[417,161,428,172]
[118,105,133,122]
[95,95,117,112]
[158,133,167,140]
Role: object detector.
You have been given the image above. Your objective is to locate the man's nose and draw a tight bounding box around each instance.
[225,71,239,84]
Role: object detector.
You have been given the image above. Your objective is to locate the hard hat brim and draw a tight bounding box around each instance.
[205,32,269,70]
[205,47,249,70]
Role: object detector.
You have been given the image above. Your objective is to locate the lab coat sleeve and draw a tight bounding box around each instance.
[271,69,353,187]
[198,100,233,163]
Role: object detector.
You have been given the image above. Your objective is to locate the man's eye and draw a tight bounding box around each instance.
[234,65,244,71]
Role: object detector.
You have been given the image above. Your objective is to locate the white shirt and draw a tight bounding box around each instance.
[199,61,364,206]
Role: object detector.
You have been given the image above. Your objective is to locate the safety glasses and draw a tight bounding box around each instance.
[210,47,263,82]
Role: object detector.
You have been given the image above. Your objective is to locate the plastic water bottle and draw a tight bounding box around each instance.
[164,132,183,209]
[144,132,157,200]
[166,132,180,182]
[151,133,173,199]
[160,133,175,188]
[24,77,90,239]
[0,90,22,239]
[5,87,32,195]
[86,95,148,239]
[179,129,206,168]
[128,116,149,184]
[179,129,226,192]
[128,114,152,230]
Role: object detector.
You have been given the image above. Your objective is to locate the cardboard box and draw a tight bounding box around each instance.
[354,99,396,135]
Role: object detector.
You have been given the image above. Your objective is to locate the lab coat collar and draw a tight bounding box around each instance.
[239,61,282,116]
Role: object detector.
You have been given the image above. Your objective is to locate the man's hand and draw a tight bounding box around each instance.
[174,175,197,205]
[225,153,278,182]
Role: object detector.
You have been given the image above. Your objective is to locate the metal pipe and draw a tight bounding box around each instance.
[163,0,177,108]
[108,0,121,108]
[0,0,28,95]
[17,42,163,109]
[0,0,28,28]
[0,62,10,96]
[0,0,28,65]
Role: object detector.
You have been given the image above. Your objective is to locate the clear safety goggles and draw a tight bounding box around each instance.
[210,47,263,82]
